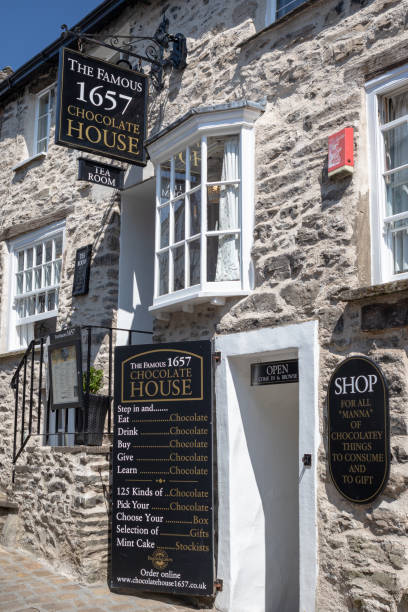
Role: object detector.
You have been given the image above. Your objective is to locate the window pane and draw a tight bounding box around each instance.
[37,115,48,142]
[207,136,239,183]
[207,234,240,282]
[18,251,24,272]
[37,139,48,153]
[37,293,46,314]
[385,168,408,216]
[160,205,170,248]
[44,263,52,287]
[160,161,171,203]
[53,260,61,285]
[158,252,169,296]
[382,90,408,124]
[26,248,33,269]
[189,142,201,188]
[189,240,200,287]
[207,183,239,231]
[392,220,408,274]
[25,270,32,292]
[34,267,42,289]
[190,190,201,236]
[48,291,56,311]
[175,150,186,197]
[39,93,49,116]
[384,123,408,170]
[16,298,24,318]
[277,0,307,19]
[173,246,185,291]
[45,241,52,262]
[174,199,185,243]
[16,273,23,294]
[55,235,63,258]
[27,296,35,316]
[35,244,43,266]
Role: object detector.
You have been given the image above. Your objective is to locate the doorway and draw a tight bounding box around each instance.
[214,321,318,612]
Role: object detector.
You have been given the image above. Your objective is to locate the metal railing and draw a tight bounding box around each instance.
[10,325,152,480]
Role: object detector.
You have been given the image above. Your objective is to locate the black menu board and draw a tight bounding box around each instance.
[111,341,213,595]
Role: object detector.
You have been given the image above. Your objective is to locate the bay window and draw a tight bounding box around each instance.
[367,65,408,283]
[146,103,264,312]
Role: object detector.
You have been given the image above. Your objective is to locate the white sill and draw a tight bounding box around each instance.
[149,288,249,314]
[12,152,47,172]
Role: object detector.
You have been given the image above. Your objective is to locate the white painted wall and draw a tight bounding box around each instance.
[117,178,155,346]
[214,321,319,612]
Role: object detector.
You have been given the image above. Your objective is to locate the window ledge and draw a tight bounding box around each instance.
[12,152,47,172]
[26,444,112,455]
[0,347,31,361]
[150,289,250,315]
[337,279,408,302]
[238,0,321,49]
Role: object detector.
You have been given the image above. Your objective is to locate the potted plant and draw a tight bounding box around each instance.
[78,367,109,446]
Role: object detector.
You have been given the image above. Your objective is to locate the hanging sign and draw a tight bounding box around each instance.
[111,341,213,595]
[327,356,389,504]
[72,245,92,297]
[78,158,124,189]
[56,47,147,165]
[48,327,83,410]
[251,359,298,386]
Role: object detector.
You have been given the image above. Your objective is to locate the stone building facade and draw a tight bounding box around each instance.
[1,0,408,610]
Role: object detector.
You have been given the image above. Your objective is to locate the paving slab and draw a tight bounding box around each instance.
[0,545,213,612]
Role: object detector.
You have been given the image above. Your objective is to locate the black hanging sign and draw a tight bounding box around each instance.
[111,341,213,595]
[78,158,124,189]
[56,47,148,165]
[251,359,299,386]
[328,356,389,504]
[72,245,92,297]
[48,327,83,410]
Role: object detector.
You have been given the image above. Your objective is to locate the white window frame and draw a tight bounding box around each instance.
[34,84,56,155]
[7,220,65,351]
[266,0,308,26]
[366,64,408,284]
[146,106,263,313]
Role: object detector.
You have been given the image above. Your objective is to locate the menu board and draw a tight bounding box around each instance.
[48,327,83,410]
[111,341,213,595]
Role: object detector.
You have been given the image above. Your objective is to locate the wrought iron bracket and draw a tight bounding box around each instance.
[61,14,187,92]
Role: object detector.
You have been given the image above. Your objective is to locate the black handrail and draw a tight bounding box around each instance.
[10,324,152,481]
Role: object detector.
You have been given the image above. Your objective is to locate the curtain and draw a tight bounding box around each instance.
[386,93,408,272]
[215,138,240,282]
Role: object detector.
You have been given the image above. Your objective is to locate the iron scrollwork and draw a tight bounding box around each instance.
[61,14,187,92]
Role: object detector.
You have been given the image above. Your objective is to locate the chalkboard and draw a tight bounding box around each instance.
[111,341,214,595]
[328,356,389,504]
[72,245,92,297]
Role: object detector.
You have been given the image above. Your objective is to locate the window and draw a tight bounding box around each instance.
[367,65,408,283]
[146,104,264,312]
[35,85,55,154]
[266,0,309,25]
[8,221,64,350]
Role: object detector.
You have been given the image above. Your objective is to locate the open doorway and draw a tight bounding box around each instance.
[214,321,318,612]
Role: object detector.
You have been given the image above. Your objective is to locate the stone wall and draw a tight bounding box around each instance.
[1,0,408,608]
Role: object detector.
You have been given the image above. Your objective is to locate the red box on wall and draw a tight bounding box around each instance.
[328,127,354,178]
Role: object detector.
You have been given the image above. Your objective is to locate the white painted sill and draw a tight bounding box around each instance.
[12,152,47,172]
[149,289,250,316]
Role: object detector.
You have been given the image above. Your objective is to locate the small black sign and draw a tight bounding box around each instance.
[48,327,83,410]
[72,245,92,297]
[56,48,147,165]
[111,341,213,596]
[251,359,299,385]
[78,158,124,189]
[328,356,389,504]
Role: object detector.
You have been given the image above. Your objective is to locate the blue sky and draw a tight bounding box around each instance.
[0,1,104,72]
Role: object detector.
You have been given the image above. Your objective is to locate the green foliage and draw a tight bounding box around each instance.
[83,366,103,394]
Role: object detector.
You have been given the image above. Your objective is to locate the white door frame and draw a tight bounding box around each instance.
[214,320,319,612]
